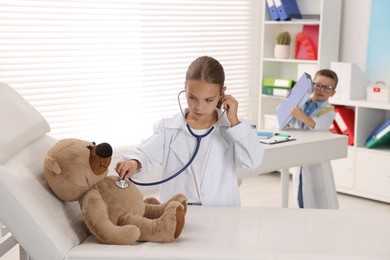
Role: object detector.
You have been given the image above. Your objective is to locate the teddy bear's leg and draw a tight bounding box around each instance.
[143,193,188,220]
[118,201,185,242]
[143,197,160,205]
[82,189,141,244]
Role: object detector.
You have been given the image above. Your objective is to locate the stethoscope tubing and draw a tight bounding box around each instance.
[128,90,222,186]
[128,124,214,186]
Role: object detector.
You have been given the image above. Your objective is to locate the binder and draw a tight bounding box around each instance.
[276,73,313,130]
[262,86,290,97]
[334,106,355,145]
[266,0,279,21]
[263,77,295,88]
[329,121,341,134]
[274,0,302,21]
[365,117,390,148]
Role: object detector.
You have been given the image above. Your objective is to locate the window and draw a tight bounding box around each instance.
[0,0,260,153]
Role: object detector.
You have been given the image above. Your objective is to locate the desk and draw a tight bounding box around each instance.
[255,129,348,208]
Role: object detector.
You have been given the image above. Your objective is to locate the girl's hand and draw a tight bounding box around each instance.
[115,159,140,180]
[222,94,240,127]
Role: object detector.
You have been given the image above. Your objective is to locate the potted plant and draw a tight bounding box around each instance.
[274,31,291,59]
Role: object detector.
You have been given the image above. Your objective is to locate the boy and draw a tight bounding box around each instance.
[288,69,339,209]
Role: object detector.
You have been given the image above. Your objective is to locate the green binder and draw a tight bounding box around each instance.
[262,86,290,97]
[263,77,296,88]
[365,118,390,148]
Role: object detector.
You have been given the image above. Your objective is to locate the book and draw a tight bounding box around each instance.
[257,131,273,139]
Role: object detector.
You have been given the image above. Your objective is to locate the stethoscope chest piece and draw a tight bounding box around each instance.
[115,179,129,189]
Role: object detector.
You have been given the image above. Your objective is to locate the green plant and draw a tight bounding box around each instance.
[275,31,291,45]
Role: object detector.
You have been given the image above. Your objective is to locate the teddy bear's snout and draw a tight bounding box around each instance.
[96,143,113,158]
[88,142,113,176]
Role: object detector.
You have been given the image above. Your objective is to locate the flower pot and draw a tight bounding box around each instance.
[274,44,290,59]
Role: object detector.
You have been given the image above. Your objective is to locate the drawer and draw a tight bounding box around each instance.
[356,149,390,197]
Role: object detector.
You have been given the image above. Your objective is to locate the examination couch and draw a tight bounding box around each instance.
[1,82,390,260]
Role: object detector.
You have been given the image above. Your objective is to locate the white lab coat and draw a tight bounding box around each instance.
[288,100,339,209]
[122,109,264,206]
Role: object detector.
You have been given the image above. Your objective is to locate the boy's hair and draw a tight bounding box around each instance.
[185,56,225,108]
[314,69,338,87]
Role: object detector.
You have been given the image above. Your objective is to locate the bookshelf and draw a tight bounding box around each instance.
[258,0,342,128]
[330,99,390,203]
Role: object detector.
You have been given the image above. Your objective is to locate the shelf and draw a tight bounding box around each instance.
[261,94,286,100]
[330,98,390,110]
[264,20,320,25]
[263,58,318,64]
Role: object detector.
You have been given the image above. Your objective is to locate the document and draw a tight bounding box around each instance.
[259,133,296,145]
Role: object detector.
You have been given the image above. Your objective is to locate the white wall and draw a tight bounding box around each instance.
[339,0,371,71]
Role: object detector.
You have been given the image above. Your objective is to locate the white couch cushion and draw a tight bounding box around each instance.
[0,82,50,164]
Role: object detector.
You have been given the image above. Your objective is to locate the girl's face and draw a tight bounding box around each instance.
[185,80,223,122]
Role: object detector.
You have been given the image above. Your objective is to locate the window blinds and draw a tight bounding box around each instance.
[0,0,259,151]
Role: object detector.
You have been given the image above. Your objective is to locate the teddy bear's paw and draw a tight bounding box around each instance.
[174,203,185,239]
[169,193,188,215]
[96,224,141,245]
[120,225,142,245]
[144,197,160,205]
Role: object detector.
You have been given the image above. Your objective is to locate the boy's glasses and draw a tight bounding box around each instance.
[313,82,336,93]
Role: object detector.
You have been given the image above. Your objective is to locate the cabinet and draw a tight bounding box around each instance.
[258,0,342,128]
[330,99,390,203]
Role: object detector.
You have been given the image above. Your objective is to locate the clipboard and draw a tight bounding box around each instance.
[259,135,296,145]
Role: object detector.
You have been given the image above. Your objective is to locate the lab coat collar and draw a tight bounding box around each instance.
[168,109,230,166]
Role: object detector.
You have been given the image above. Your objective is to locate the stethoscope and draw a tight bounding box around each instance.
[115,90,224,189]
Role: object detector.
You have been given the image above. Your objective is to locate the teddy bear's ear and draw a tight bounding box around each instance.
[44,156,61,175]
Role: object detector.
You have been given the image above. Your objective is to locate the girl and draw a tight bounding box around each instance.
[116,56,263,206]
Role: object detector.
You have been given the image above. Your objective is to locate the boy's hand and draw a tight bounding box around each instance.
[290,106,315,128]
[290,106,306,122]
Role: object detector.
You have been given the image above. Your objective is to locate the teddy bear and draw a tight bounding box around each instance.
[43,138,187,245]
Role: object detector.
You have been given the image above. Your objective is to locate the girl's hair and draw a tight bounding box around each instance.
[315,69,339,87]
[185,56,225,108]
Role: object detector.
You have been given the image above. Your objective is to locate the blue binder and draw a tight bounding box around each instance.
[274,0,302,21]
[276,73,313,130]
[266,0,280,21]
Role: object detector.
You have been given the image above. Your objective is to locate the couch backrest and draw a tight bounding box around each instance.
[0,82,87,260]
[0,82,50,164]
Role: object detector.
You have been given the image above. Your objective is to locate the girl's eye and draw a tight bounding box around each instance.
[206,99,214,103]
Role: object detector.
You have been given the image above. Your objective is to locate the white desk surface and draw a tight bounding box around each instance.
[69,206,390,260]
[256,129,348,174]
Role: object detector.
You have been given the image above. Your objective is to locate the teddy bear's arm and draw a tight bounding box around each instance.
[81,189,141,245]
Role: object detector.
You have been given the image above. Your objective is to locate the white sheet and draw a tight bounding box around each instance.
[66,206,390,260]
